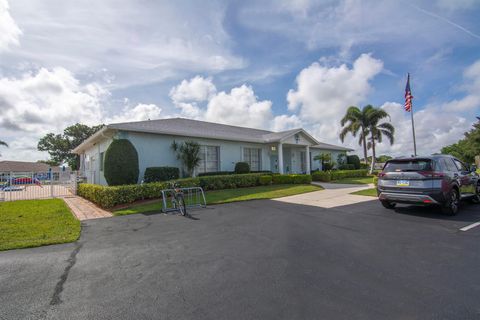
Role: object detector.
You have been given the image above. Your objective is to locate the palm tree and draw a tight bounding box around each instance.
[0,140,7,157]
[366,108,395,173]
[339,105,376,165]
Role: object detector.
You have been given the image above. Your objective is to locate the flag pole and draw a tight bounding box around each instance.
[410,101,417,156]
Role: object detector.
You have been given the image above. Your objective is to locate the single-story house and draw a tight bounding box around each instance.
[0,161,66,173]
[73,118,353,185]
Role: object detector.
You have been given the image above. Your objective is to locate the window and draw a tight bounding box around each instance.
[443,158,458,172]
[99,152,104,171]
[197,146,220,173]
[383,159,433,172]
[243,148,261,171]
[453,159,468,172]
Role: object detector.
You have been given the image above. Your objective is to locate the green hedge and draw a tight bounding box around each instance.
[259,175,272,185]
[272,174,312,184]
[78,173,315,208]
[311,169,368,182]
[143,167,179,183]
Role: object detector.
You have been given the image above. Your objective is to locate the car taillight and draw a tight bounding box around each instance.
[418,171,444,178]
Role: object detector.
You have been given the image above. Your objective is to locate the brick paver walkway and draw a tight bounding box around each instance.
[63,196,113,221]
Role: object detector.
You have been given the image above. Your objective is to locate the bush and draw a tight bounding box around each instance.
[234,162,250,174]
[199,173,261,190]
[197,171,233,177]
[272,174,312,184]
[312,171,331,182]
[347,155,361,169]
[338,164,355,170]
[359,163,369,169]
[104,139,139,186]
[143,167,179,183]
[330,169,368,180]
[373,175,379,187]
[259,175,272,185]
[322,162,334,171]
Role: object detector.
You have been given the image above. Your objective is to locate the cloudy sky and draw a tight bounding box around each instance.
[1,0,479,161]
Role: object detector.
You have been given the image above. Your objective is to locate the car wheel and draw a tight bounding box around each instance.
[380,200,396,209]
[441,189,459,216]
[471,183,480,204]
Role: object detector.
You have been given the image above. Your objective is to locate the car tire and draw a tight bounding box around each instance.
[470,183,480,204]
[380,200,396,209]
[441,188,460,216]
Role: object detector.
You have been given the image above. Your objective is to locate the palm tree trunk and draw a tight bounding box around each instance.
[369,136,376,174]
[362,135,368,165]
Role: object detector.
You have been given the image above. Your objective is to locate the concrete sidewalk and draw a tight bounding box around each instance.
[273,182,375,208]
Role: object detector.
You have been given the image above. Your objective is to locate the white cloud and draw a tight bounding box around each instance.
[376,102,469,157]
[169,76,274,129]
[271,114,302,131]
[0,0,21,52]
[287,53,383,142]
[3,0,244,88]
[205,85,273,129]
[169,76,216,103]
[106,103,163,124]
[0,67,163,161]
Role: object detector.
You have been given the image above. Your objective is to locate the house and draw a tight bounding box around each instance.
[0,161,66,173]
[73,118,353,185]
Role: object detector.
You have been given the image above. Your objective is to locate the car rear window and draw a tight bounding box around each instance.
[383,160,433,172]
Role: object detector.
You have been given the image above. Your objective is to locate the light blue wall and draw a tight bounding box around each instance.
[119,131,271,183]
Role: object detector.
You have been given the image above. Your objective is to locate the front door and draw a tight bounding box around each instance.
[270,155,278,173]
[300,151,306,173]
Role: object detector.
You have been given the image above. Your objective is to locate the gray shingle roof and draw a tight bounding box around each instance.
[109,118,273,143]
[0,161,63,172]
[74,117,352,152]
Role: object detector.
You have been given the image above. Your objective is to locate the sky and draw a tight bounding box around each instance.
[0,0,480,162]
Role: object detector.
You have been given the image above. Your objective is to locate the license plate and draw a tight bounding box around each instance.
[396,180,410,186]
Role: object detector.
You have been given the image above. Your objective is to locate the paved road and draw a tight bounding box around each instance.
[1,199,480,319]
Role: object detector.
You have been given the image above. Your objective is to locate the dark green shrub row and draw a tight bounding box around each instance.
[79,172,314,208]
[272,174,312,184]
[347,155,361,169]
[143,167,179,183]
[198,170,272,177]
[337,164,355,170]
[311,169,368,182]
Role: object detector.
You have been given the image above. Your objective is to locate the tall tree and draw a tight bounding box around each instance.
[0,140,7,157]
[441,117,480,163]
[366,107,395,173]
[339,105,375,165]
[38,123,104,170]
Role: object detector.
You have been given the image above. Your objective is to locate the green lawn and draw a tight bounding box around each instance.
[113,184,322,216]
[350,188,377,197]
[0,199,81,251]
[331,176,375,185]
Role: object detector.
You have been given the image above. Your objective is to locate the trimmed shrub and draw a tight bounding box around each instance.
[330,169,368,180]
[373,175,379,187]
[272,174,312,184]
[144,167,179,182]
[259,175,272,185]
[338,164,355,170]
[347,155,361,170]
[312,171,331,182]
[199,173,262,190]
[234,162,250,174]
[104,139,139,186]
[197,171,233,177]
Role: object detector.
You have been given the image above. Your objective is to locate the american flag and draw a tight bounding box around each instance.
[404,73,413,112]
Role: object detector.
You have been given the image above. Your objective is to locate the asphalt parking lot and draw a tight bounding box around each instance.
[1,199,479,319]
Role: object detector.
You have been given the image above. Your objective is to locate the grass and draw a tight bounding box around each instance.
[331,176,375,185]
[113,184,322,216]
[350,188,377,197]
[0,199,81,251]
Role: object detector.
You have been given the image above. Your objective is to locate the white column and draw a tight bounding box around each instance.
[278,143,284,174]
[305,145,310,174]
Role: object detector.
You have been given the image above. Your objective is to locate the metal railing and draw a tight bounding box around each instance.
[160,187,207,213]
[0,171,77,202]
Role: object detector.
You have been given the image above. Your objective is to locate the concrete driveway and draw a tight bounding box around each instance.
[1,198,480,319]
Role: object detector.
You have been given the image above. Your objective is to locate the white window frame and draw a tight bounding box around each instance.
[243,147,262,171]
[197,145,220,173]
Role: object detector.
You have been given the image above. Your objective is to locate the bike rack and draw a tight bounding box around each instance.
[160,187,207,213]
